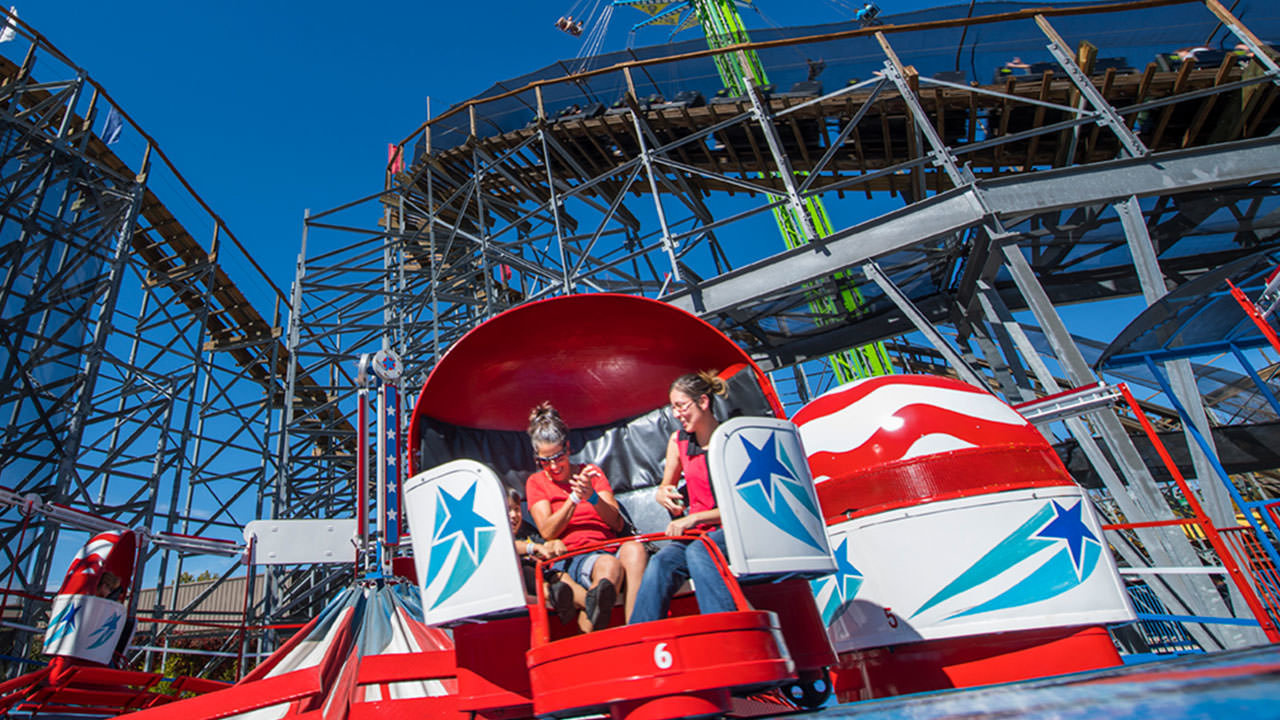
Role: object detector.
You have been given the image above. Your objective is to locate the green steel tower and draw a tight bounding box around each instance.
[616,0,894,385]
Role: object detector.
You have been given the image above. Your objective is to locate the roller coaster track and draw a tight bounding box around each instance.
[0,22,351,666]
[380,0,1279,372]
[417,58,1276,209]
[0,55,330,413]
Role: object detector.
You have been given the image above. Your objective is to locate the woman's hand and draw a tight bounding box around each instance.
[569,466,599,501]
[656,484,684,516]
[665,514,699,538]
[568,475,593,501]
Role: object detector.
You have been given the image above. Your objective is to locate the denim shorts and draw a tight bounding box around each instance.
[555,550,612,587]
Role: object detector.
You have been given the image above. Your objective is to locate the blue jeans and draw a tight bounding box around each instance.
[629,528,734,624]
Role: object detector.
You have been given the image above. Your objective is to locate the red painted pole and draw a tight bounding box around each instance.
[1226,278,1280,356]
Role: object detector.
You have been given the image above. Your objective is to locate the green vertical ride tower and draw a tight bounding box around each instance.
[617,0,894,385]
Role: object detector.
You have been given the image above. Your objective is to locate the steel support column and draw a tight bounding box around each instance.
[862,260,985,388]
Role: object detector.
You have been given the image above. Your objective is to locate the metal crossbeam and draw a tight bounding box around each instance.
[665,137,1280,317]
[1011,382,1121,424]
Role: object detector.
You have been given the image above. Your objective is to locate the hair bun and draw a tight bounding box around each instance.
[697,370,729,397]
[527,401,569,447]
[670,370,728,401]
[529,400,560,424]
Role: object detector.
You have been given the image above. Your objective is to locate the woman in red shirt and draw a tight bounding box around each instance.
[525,402,647,631]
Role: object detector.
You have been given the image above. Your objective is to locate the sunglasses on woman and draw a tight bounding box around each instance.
[535,446,570,466]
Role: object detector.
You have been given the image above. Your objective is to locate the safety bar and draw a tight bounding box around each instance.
[528,530,749,645]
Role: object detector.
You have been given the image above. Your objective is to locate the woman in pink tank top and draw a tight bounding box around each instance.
[629,370,736,624]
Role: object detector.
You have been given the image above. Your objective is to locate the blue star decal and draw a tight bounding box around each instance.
[1033,500,1099,577]
[734,431,825,550]
[433,482,494,562]
[810,538,863,625]
[735,433,796,506]
[912,499,1107,621]
[426,482,498,609]
[832,538,863,604]
[88,613,121,649]
[62,601,78,630]
[45,601,79,645]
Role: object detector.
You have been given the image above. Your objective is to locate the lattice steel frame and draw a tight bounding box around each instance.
[0,23,289,673]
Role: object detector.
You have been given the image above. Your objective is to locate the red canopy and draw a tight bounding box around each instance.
[410,294,768,433]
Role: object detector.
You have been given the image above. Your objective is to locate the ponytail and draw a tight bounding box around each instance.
[670,370,727,403]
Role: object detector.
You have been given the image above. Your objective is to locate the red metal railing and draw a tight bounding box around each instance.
[1113,382,1280,642]
[1266,501,1280,538]
[1219,526,1280,625]
[529,530,748,645]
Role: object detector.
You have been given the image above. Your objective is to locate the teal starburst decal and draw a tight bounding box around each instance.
[425,482,496,609]
[87,612,121,649]
[811,537,864,625]
[735,433,823,550]
[45,601,79,645]
[911,499,1102,621]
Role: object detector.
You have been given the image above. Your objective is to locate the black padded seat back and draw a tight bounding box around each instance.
[613,486,672,535]
[413,364,778,526]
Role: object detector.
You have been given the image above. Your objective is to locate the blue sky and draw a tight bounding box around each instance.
[20,0,1276,391]
[18,0,1186,348]
[19,0,1191,462]
[21,1,940,292]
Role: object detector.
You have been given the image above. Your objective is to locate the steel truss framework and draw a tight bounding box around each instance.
[0,24,296,673]
[288,0,1280,651]
[1,0,1278,676]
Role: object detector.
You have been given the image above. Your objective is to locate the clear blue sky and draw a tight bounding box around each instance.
[21,0,1274,373]
[21,0,945,293]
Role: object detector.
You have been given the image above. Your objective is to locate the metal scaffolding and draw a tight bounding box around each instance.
[0,18,292,671]
[288,0,1280,650]
[3,0,1280,676]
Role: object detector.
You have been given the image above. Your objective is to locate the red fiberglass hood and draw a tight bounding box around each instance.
[410,294,766,434]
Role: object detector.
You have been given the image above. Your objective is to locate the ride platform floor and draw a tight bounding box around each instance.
[807,643,1280,720]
